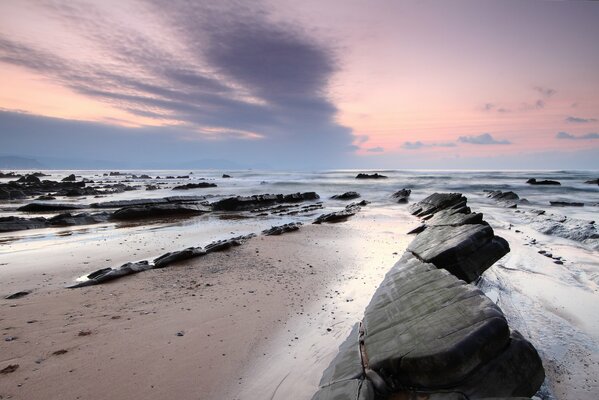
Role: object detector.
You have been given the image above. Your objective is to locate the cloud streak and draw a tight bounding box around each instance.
[556,131,599,140]
[565,116,597,124]
[458,133,511,145]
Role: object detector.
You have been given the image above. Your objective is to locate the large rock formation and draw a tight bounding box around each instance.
[313,193,544,400]
[391,188,411,203]
[355,173,387,179]
[331,191,361,200]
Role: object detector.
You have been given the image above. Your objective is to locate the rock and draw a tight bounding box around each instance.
[16,174,41,184]
[407,223,509,282]
[222,174,231,178]
[37,195,56,200]
[212,192,320,211]
[408,193,468,217]
[90,198,169,208]
[584,178,599,184]
[153,247,206,268]
[145,185,159,191]
[355,173,387,179]
[204,234,256,253]
[313,204,361,224]
[0,188,26,200]
[0,171,22,179]
[550,201,584,207]
[362,253,542,396]
[331,191,361,200]
[18,202,85,212]
[392,188,411,203]
[526,178,560,185]
[5,290,31,299]
[62,174,77,182]
[172,182,217,190]
[0,216,48,232]
[111,203,210,220]
[0,364,19,374]
[486,190,519,201]
[48,212,110,227]
[312,379,374,400]
[69,261,153,288]
[262,222,302,236]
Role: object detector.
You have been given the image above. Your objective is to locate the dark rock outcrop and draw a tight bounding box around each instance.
[314,193,542,399]
[584,178,599,184]
[262,222,302,236]
[526,178,560,185]
[0,171,22,179]
[18,202,84,212]
[550,201,584,207]
[47,212,110,227]
[172,182,217,190]
[61,174,77,182]
[0,216,47,232]
[331,191,361,200]
[69,261,153,288]
[391,188,411,203]
[16,174,41,184]
[222,174,231,178]
[212,192,319,211]
[5,290,31,299]
[204,234,256,253]
[313,204,361,224]
[153,247,206,268]
[111,203,209,220]
[355,173,387,179]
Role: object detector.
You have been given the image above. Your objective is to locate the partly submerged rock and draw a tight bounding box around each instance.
[331,191,361,200]
[172,182,217,190]
[222,174,231,178]
[262,222,303,236]
[391,188,411,203]
[212,192,319,211]
[111,203,209,220]
[355,173,387,179]
[526,178,560,185]
[550,201,584,207]
[584,178,599,184]
[61,174,77,182]
[47,212,110,227]
[18,202,85,212]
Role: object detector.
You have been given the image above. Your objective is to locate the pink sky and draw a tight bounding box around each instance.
[0,0,598,168]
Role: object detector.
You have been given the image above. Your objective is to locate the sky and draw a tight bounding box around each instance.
[0,0,598,169]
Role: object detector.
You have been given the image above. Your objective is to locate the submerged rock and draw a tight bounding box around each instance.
[212,192,319,211]
[331,191,360,200]
[262,222,302,236]
[355,173,387,179]
[526,178,561,185]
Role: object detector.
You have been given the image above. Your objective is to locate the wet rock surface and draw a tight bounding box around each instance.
[111,203,210,220]
[314,193,543,400]
[391,188,411,203]
[18,202,85,212]
[313,204,362,224]
[355,173,387,179]
[526,178,561,185]
[172,182,217,190]
[331,191,361,200]
[550,201,584,207]
[262,222,302,236]
[211,192,319,211]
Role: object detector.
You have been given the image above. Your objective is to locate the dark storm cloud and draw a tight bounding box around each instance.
[565,116,597,124]
[556,131,599,140]
[0,0,355,166]
[458,133,511,145]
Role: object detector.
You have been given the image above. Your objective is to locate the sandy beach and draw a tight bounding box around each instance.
[0,217,413,400]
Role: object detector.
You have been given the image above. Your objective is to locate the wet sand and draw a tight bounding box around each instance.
[0,215,414,400]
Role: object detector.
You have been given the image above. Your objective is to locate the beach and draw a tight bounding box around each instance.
[1,169,598,399]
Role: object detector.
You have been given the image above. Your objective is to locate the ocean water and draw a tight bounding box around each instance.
[1,169,598,399]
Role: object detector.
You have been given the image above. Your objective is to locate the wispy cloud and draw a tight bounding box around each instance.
[533,86,556,99]
[458,133,511,145]
[0,0,355,162]
[565,116,597,124]
[401,141,456,150]
[556,131,599,140]
[366,146,384,152]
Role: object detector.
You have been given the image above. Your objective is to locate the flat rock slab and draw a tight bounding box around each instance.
[111,203,210,220]
[408,193,468,218]
[318,324,363,387]
[362,253,510,389]
[17,202,85,212]
[314,204,361,224]
[407,223,509,282]
[312,379,374,400]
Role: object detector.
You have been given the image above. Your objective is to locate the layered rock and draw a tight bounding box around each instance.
[211,192,319,211]
[331,191,361,200]
[313,193,543,400]
[313,203,362,224]
[391,188,411,203]
[262,222,302,236]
